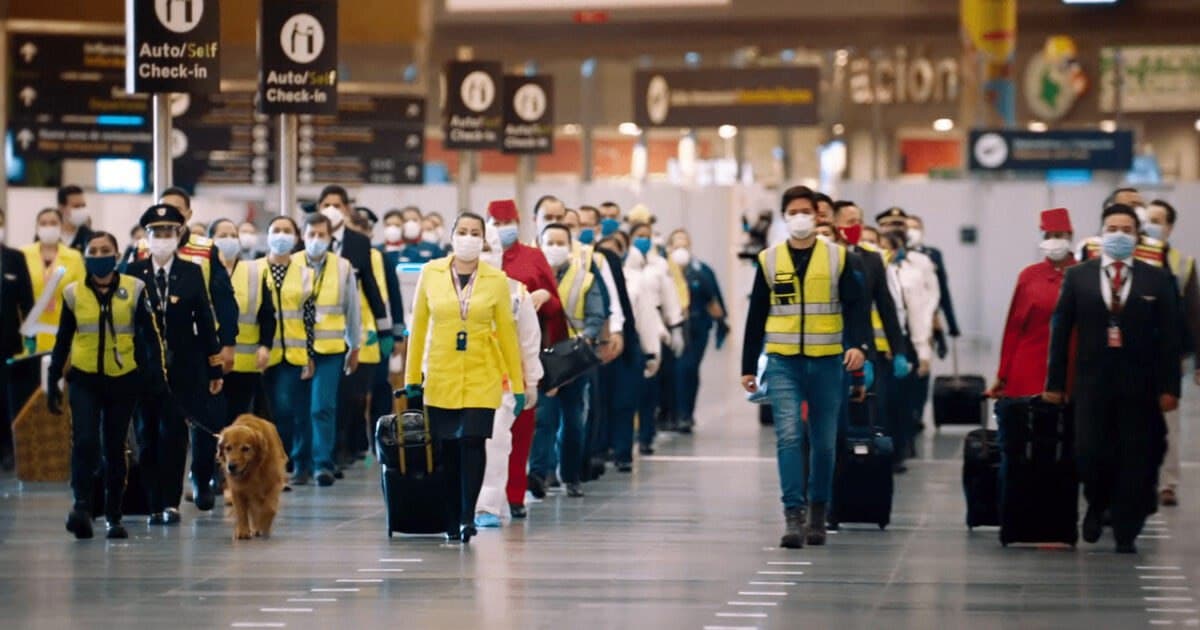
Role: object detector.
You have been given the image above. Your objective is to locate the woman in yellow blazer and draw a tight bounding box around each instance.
[22,208,85,353]
[405,211,525,544]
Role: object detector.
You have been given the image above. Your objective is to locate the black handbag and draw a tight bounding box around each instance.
[539,336,601,392]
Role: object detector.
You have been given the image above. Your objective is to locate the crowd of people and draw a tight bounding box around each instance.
[0,182,1194,553]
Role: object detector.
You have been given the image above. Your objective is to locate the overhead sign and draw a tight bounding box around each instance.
[633,67,820,128]
[12,123,153,160]
[846,48,959,105]
[172,92,273,188]
[10,34,149,122]
[447,0,728,10]
[126,0,221,93]
[299,94,425,185]
[1100,46,1200,112]
[259,0,338,115]
[502,75,554,155]
[443,61,503,150]
[968,129,1133,172]
[1023,36,1087,121]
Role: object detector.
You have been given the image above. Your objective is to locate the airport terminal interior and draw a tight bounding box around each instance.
[3,0,1200,629]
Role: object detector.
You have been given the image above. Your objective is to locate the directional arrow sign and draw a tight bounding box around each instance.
[19,87,37,107]
[19,41,37,63]
[17,129,34,150]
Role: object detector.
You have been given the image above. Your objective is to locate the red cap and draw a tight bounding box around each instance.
[488,199,519,222]
[1040,208,1073,233]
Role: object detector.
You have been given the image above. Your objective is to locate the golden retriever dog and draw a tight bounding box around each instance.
[216,414,287,541]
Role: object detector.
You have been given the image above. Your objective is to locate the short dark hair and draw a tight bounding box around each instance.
[628,222,653,238]
[160,186,191,209]
[207,218,235,238]
[610,230,630,248]
[578,205,600,223]
[318,185,350,206]
[383,209,405,223]
[1102,203,1140,228]
[780,186,817,216]
[533,195,560,217]
[862,226,879,238]
[1150,199,1177,225]
[304,212,333,232]
[1104,187,1140,209]
[565,208,579,221]
[600,201,620,210]
[86,230,120,253]
[269,215,301,234]
[130,225,144,238]
[540,221,572,243]
[832,200,857,215]
[881,229,906,251]
[57,185,83,206]
[453,211,488,235]
[36,207,63,224]
[813,192,833,207]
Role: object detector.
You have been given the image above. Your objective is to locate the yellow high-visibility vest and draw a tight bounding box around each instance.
[1168,248,1196,298]
[20,243,85,353]
[306,253,350,356]
[61,275,149,377]
[357,249,389,364]
[265,256,310,368]
[667,257,691,313]
[556,258,595,337]
[758,239,846,357]
[230,260,265,373]
[858,242,890,354]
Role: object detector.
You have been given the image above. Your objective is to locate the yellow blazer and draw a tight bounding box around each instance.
[405,256,524,410]
[21,243,85,353]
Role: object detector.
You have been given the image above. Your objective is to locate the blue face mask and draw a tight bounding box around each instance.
[497,225,520,248]
[268,232,296,256]
[1142,222,1165,241]
[1102,231,1137,260]
[85,255,117,277]
[600,218,620,238]
[633,236,652,256]
[305,238,330,259]
[578,228,596,245]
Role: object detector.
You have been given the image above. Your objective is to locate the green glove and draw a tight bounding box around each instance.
[23,337,36,355]
[380,333,395,357]
[513,393,527,414]
[365,330,379,347]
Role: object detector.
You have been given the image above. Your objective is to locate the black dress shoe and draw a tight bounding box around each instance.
[638,444,655,456]
[566,483,584,498]
[677,423,693,435]
[106,521,128,539]
[548,475,561,489]
[528,475,547,499]
[66,507,94,540]
[1115,541,1137,554]
[1082,507,1103,543]
[163,508,182,525]
[892,463,908,475]
[460,525,477,544]
[148,512,167,525]
[316,470,336,487]
[193,482,215,511]
[333,468,345,480]
[616,462,633,473]
[509,504,527,519]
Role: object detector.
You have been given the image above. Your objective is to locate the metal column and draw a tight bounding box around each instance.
[151,94,173,198]
[278,114,298,217]
[455,46,475,214]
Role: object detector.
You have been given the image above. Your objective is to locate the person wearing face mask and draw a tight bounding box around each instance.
[486,199,562,506]
[404,212,525,543]
[1044,203,1181,554]
[473,228,542,528]
[262,216,308,475]
[741,186,872,549]
[988,209,1076,401]
[56,185,92,252]
[384,207,441,263]
[47,231,167,539]
[529,222,606,499]
[1145,199,1200,508]
[207,219,276,433]
[21,208,85,354]
[629,221,686,437]
[0,208,35,471]
[666,229,727,435]
[238,222,264,259]
[1076,188,1167,268]
[423,213,449,254]
[125,204,224,526]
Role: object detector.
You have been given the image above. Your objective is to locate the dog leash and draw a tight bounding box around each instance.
[185,416,223,438]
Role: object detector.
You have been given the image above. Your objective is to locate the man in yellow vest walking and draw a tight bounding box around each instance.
[741,186,872,550]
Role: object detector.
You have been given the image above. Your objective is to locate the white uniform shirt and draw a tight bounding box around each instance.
[886,250,940,362]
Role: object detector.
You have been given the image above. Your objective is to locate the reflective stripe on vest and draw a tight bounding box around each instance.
[358,249,386,364]
[266,257,310,368]
[1168,248,1196,298]
[1083,237,1165,267]
[62,276,145,377]
[309,255,348,355]
[759,239,845,357]
[871,307,890,354]
[231,260,264,373]
[557,259,594,336]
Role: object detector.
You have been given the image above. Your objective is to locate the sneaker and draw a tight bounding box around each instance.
[315,470,336,487]
[780,507,806,549]
[289,472,311,486]
[528,474,547,499]
[105,521,129,539]
[566,483,584,498]
[475,513,502,529]
[638,444,655,456]
[147,512,167,526]
[616,462,633,473]
[162,508,181,525]
[509,504,527,519]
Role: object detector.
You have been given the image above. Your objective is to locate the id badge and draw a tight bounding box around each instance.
[456,331,468,351]
[1107,325,1123,348]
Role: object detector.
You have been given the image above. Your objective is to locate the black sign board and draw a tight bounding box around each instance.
[9,34,149,123]
[12,123,153,160]
[633,67,820,127]
[126,0,221,93]
[443,61,503,150]
[299,95,425,185]
[502,75,553,155]
[968,129,1135,171]
[259,0,338,115]
[173,92,273,188]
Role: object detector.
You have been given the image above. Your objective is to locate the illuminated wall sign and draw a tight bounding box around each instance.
[446,0,729,10]
[1100,46,1200,112]
[847,48,959,105]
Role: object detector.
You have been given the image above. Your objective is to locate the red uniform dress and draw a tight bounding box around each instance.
[996,257,1076,397]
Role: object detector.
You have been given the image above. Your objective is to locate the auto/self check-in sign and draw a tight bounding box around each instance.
[126,0,221,94]
[259,0,338,115]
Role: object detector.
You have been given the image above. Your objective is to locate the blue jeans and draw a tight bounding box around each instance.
[605,359,647,464]
[265,364,306,472]
[531,378,588,484]
[292,353,344,475]
[674,322,710,424]
[763,354,845,509]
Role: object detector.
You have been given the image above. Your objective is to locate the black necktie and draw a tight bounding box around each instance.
[155,268,167,306]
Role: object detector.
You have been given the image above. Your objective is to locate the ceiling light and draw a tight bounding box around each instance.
[618,122,642,136]
[832,123,845,136]
[933,118,954,132]
[1028,121,1048,132]
[718,125,738,139]
[1099,120,1117,132]
[1194,118,1200,132]
[561,124,581,135]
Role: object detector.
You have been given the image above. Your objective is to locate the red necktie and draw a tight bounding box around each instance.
[1110,261,1125,312]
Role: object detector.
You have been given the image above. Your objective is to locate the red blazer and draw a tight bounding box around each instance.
[996,257,1076,397]
[502,241,566,345]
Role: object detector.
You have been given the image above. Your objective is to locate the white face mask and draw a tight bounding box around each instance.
[384,225,404,243]
[543,244,571,268]
[37,225,61,245]
[785,213,815,240]
[215,236,241,260]
[452,234,483,262]
[239,233,258,251]
[906,228,923,247]
[402,220,422,241]
[320,206,344,230]
[149,236,178,261]
[670,248,691,267]
[422,230,440,244]
[1039,238,1072,262]
[68,208,90,227]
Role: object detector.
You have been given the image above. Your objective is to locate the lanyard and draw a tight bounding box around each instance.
[451,269,477,323]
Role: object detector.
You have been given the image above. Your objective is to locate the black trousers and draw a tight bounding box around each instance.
[222,371,271,423]
[337,367,372,462]
[439,436,487,534]
[0,363,10,464]
[656,347,679,429]
[69,373,138,520]
[138,364,204,512]
[1075,386,1166,545]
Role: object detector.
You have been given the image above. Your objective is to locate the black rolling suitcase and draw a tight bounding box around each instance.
[962,406,1001,529]
[934,341,987,427]
[829,395,893,530]
[375,394,446,537]
[997,397,1079,547]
